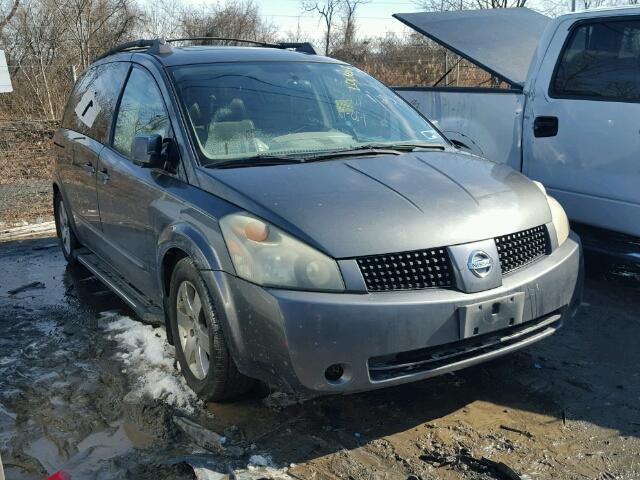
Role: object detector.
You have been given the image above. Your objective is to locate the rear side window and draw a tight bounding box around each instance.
[61,62,129,141]
[552,19,640,101]
[112,67,171,159]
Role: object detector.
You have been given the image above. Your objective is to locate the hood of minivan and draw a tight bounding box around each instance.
[198,151,551,259]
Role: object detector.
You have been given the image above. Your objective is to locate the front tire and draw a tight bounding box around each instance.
[54,192,79,265]
[168,257,253,401]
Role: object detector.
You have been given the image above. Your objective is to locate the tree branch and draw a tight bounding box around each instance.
[0,0,20,32]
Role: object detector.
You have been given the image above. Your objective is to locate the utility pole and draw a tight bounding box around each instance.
[571,0,576,11]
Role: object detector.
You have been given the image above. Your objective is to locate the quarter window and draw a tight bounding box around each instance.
[62,62,129,141]
[113,67,171,159]
[553,19,640,101]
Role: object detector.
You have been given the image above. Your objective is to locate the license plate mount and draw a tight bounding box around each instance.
[458,292,525,339]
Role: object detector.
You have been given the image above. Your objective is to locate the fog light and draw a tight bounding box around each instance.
[325,364,344,382]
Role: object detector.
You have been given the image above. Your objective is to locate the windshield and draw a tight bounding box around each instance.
[170,61,445,165]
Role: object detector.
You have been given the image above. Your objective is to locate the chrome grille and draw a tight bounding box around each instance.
[495,225,549,274]
[356,248,453,292]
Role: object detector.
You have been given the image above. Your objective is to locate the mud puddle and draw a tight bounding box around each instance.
[1,236,639,480]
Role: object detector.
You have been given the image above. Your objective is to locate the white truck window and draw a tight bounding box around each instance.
[552,19,640,102]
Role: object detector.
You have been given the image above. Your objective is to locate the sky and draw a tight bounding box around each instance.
[187,0,560,41]
[4,0,580,44]
[250,0,420,39]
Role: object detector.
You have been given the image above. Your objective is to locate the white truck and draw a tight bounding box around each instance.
[394,7,640,262]
[0,50,12,93]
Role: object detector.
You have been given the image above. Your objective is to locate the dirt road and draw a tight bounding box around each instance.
[1,236,639,480]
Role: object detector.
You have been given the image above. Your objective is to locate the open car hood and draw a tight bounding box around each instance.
[393,8,549,88]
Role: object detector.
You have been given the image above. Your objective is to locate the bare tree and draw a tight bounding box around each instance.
[5,0,68,119]
[415,0,526,10]
[283,15,314,43]
[179,1,276,44]
[474,0,527,7]
[539,0,638,16]
[0,0,19,32]
[340,0,369,48]
[55,0,141,69]
[302,0,341,55]
[138,0,182,39]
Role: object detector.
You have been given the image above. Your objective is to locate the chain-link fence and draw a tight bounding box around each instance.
[1,63,79,226]
[342,43,505,88]
[0,119,56,226]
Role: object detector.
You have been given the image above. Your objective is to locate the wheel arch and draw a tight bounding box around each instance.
[157,223,230,286]
[157,222,234,339]
[52,181,81,245]
[156,223,272,387]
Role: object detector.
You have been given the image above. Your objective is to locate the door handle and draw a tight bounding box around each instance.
[533,116,559,138]
[83,162,96,175]
[97,168,110,184]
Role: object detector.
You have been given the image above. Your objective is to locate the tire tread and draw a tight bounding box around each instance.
[170,257,253,401]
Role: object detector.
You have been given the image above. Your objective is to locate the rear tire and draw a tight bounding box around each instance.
[54,192,79,265]
[168,257,254,401]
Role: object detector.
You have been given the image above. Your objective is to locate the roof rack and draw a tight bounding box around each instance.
[92,37,317,63]
[93,38,172,63]
[168,37,318,55]
[277,42,317,55]
[167,37,278,47]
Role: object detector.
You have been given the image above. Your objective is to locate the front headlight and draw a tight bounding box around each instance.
[533,181,569,246]
[219,212,345,291]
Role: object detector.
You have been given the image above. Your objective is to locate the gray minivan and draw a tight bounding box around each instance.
[53,39,583,400]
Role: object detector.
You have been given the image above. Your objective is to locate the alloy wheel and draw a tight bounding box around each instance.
[58,200,71,255]
[176,280,210,380]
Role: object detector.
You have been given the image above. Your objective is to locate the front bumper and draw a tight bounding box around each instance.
[205,232,583,395]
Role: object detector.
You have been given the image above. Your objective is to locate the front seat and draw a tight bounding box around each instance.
[213,98,248,123]
[206,98,256,155]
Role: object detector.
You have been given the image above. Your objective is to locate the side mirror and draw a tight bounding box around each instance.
[132,134,162,167]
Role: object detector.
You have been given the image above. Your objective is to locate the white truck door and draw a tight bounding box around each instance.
[0,50,12,93]
[524,15,640,238]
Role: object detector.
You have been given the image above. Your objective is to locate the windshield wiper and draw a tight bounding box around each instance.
[207,143,446,168]
[361,142,446,151]
[302,142,446,162]
[207,154,305,169]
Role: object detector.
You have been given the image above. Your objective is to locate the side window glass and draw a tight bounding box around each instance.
[553,20,640,101]
[62,73,92,132]
[90,62,129,142]
[62,62,128,141]
[113,68,171,159]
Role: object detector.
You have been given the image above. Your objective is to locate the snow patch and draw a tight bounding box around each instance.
[193,467,227,480]
[248,454,274,467]
[105,316,199,411]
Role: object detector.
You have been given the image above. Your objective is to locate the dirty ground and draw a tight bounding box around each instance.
[0,236,639,480]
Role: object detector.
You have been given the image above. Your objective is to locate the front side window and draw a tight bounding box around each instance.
[553,19,640,101]
[113,67,171,159]
[170,61,445,165]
